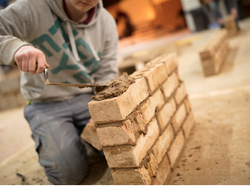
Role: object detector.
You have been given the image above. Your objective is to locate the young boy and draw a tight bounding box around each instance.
[0,0,119,184]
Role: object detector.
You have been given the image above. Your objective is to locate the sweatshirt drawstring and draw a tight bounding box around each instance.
[66,22,81,61]
[66,22,100,62]
[84,28,100,61]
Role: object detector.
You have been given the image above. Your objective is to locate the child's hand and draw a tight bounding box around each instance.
[14,45,49,74]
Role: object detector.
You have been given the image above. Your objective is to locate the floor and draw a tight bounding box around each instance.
[168,19,250,185]
[0,19,250,185]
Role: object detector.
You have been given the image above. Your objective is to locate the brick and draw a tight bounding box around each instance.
[158,98,176,130]
[103,118,159,168]
[130,70,147,79]
[153,124,174,164]
[201,58,215,76]
[174,83,187,105]
[141,89,164,124]
[184,98,191,114]
[152,155,171,185]
[147,153,158,177]
[213,48,222,73]
[172,103,187,133]
[146,53,178,75]
[96,119,136,147]
[163,53,178,74]
[200,30,229,77]
[88,78,149,123]
[199,50,212,60]
[111,166,151,185]
[147,55,165,65]
[162,72,179,99]
[143,63,168,92]
[182,111,195,138]
[81,122,102,151]
[168,131,185,168]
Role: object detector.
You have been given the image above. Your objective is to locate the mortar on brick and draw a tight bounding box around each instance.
[93,73,135,101]
[88,78,149,123]
[147,153,158,177]
[134,110,147,135]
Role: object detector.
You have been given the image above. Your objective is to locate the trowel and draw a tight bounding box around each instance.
[44,67,107,89]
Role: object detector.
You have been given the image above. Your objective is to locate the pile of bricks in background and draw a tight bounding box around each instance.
[223,15,238,37]
[199,29,229,76]
[88,53,194,185]
[0,73,26,111]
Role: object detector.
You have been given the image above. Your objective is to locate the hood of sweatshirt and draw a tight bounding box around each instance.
[46,0,103,28]
[45,0,102,62]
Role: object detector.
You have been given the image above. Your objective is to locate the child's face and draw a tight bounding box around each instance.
[65,0,99,13]
[205,0,214,4]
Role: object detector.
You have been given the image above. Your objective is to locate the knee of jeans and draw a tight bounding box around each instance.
[45,161,89,185]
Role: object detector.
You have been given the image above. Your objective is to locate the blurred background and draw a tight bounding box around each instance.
[1,0,250,81]
[1,0,250,185]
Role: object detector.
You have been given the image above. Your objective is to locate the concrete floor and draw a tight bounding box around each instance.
[0,18,250,185]
[168,19,250,185]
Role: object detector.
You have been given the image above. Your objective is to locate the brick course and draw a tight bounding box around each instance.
[88,78,149,123]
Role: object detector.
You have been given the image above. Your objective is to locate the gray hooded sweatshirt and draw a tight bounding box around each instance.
[0,0,118,102]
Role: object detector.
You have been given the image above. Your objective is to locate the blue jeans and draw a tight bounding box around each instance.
[24,93,92,184]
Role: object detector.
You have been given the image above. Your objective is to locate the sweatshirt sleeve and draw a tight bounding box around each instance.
[93,11,119,85]
[0,0,33,66]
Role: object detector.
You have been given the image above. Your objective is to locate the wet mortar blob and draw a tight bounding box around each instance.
[92,73,135,101]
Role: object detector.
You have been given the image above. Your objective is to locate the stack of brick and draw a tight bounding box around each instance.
[223,15,238,37]
[88,53,195,185]
[0,74,26,111]
[199,29,229,76]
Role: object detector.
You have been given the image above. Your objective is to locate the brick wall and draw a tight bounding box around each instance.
[199,29,229,76]
[88,53,194,185]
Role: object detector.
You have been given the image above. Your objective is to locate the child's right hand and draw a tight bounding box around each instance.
[14,45,49,75]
